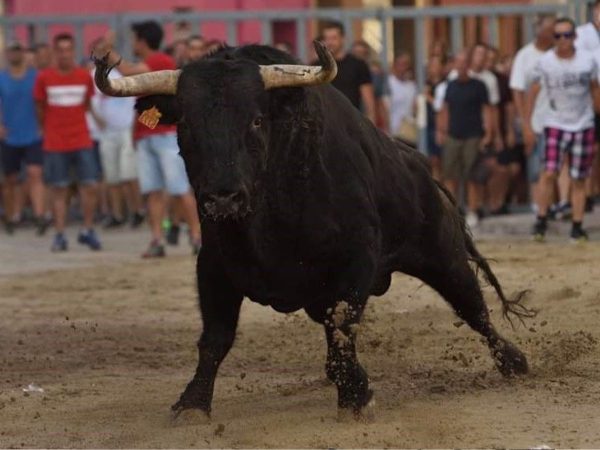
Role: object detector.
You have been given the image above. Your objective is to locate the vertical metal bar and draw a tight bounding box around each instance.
[227,20,237,46]
[522,14,533,46]
[36,23,48,45]
[380,10,389,73]
[489,15,499,48]
[296,18,307,62]
[4,21,15,44]
[74,22,84,65]
[414,17,427,155]
[451,15,463,55]
[196,21,203,38]
[261,19,273,45]
[343,15,353,51]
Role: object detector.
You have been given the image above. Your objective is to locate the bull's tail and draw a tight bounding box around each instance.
[435,181,537,328]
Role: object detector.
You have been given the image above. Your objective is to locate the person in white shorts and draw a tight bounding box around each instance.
[93,66,145,228]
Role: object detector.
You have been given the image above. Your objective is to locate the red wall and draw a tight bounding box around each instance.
[8,0,310,55]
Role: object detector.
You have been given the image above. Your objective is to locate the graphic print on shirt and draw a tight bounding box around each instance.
[47,85,88,107]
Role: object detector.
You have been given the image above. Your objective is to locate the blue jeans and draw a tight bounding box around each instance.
[43,148,99,187]
[136,132,190,195]
[527,134,544,184]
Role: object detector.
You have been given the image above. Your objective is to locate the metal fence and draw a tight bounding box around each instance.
[0,0,593,151]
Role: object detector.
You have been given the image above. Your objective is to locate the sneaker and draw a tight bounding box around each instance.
[103,216,125,229]
[191,238,202,255]
[532,219,547,242]
[78,229,102,251]
[555,201,572,221]
[142,240,166,258]
[570,227,589,243]
[466,211,479,229]
[51,233,68,252]
[35,217,51,236]
[130,211,145,229]
[4,220,17,235]
[166,224,180,246]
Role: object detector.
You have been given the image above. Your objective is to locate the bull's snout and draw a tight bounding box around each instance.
[200,190,249,219]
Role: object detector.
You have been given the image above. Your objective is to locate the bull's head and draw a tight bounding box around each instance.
[93,41,336,221]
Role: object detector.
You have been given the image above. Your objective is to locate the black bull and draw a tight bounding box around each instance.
[94,42,535,420]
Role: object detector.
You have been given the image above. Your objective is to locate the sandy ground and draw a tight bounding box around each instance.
[1,224,600,448]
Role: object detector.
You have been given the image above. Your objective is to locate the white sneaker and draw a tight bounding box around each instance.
[466,211,479,229]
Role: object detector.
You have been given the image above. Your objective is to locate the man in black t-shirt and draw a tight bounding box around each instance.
[321,21,375,123]
[438,49,492,228]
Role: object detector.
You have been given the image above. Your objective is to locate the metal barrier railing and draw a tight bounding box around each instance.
[0,0,591,151]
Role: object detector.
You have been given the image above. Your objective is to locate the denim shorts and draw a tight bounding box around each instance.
[527,134,544,184]
[136,132,190,195]
[43,148,99,187]
[1,141,43,176]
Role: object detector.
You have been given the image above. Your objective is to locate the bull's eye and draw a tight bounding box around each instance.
[252,116,263,129]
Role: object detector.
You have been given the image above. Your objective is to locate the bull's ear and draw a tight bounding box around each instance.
[135,95,181,128]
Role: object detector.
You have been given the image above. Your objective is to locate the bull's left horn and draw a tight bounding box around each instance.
[259,40,337,90]
[93,53,180,97]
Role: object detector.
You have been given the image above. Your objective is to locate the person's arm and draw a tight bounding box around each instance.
[436,102,448,147]
[504,100,517,149]
[35,101,45,126]
[591,80,600,113]
[93,35,150,75]
[523,82,541,155]
[481,104,493,149]
[360,83,376,124]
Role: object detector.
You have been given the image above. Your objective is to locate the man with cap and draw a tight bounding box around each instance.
[0,41,47,234]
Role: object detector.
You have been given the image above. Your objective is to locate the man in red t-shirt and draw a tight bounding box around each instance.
[98,21,201,258]
[34,33,102,252]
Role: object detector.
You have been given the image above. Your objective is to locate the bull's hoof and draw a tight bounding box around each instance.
[170,404,211,426]
[491,340,529,376]
[337,390,375,423]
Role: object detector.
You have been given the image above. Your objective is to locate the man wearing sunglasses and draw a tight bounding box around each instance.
[526,17,600,242]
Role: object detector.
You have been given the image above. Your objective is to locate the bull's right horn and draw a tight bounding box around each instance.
[92,53,180,97]
[259,40,337,90]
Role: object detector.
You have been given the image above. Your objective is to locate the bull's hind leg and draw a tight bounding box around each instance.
[171,249,243,420]
[418,261,528,376]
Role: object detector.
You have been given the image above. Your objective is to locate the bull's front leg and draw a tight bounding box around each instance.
[171,249,243,422]
[308,250,377,420]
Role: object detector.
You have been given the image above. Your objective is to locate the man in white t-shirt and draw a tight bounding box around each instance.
[526,18,600,242]
[510,13,555,208]
[91,64,145,229]
[388,52,417,137]
[576,0,600,213]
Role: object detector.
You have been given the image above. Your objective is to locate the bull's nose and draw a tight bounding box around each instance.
[201,191,248,218]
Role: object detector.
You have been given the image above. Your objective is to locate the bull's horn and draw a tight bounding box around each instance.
[259,40,337,90]
[92,53,180,97]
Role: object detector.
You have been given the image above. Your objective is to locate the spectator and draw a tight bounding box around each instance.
[90,41,145,229]
[34,33,102,252]
[321,21,376,123]
[98,21,202,257]
[437,49,492,228]
[575,0,600,211]
[485,46,518,215]
[33,43,52,70]
[351,39,389,131]
[388,52,417,140]
[425,54,446,181]
[526,18,600,242]
[511,13,556,214]
[0,41,47,234]
[186,35,205,62]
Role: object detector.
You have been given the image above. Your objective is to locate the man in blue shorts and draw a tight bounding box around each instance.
[0,41,48,234]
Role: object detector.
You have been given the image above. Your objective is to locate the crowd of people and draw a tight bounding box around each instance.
[2,4,600,255]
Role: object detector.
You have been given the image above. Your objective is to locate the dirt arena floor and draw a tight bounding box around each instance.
[1,234,600,448]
